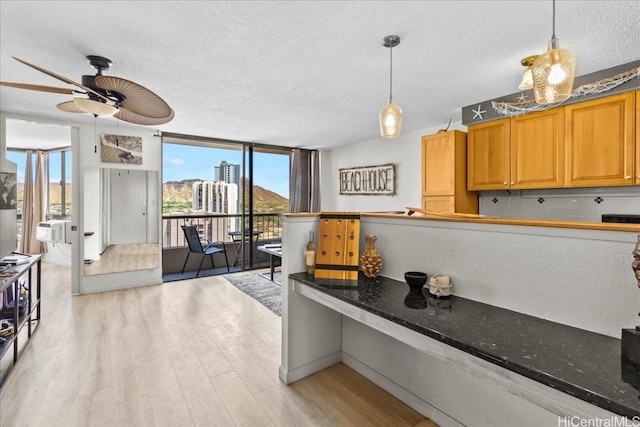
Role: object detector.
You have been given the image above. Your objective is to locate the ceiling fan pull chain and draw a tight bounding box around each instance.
[94,115,98,154]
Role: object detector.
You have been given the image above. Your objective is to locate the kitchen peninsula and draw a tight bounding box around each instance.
[279,213,640,427]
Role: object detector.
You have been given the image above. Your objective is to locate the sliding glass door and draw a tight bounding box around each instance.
[161,134,289,277]
[242,146,290,269]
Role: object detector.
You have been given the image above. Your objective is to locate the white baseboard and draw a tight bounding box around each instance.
[342,352,464,427]
[81,278,162,294]
[279,351,342,384]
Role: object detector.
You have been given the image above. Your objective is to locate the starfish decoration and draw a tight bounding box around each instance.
[517,93,528,102]
[472,105,486,120]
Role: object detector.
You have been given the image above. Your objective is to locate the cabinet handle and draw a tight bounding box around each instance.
[510,182,515,185]
[503,182,508,186]
[625,176,632,180]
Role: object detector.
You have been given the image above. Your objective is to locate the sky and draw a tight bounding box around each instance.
[6,150,72,184]
[7,144,290,199]
[162,143,290,198]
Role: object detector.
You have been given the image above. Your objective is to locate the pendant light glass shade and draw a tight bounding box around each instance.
[379,103,403,138]
[379,35,402,138]
[532,40,575,104]
[531,0,576,104]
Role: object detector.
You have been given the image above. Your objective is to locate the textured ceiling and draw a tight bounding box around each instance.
[1,1,639,150]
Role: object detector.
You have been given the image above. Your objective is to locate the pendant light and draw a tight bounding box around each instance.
[518,55,539,90]
[531,0,576,104]
[379,35,402,138]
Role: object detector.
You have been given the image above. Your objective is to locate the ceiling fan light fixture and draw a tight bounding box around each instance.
[379,35,403,138]
[3,55,173,125]
[73,98,118,116]
[531,0,576,104]
[518,55,539,90]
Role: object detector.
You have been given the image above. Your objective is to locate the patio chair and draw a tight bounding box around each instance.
[181,225,230,277]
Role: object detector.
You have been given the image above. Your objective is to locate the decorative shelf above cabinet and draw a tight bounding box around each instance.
[461,60,640,126]
[421,130,478,214]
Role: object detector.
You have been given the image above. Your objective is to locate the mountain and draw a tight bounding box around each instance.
[17,179,288,215]
[163,179,288,214]
[163,179,200,213]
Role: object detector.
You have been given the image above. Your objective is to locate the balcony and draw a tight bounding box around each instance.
[162,213,282,279]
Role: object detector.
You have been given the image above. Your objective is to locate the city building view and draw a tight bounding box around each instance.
[162,145,290,255]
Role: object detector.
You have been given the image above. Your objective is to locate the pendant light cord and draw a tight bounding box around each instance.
[389,45,394,104]
[552,0,557,39]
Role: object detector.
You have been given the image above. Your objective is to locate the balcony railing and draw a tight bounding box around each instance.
[162,213,282,248]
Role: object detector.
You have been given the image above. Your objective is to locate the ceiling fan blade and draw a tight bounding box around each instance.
[95,75,173,119]
[115,106,175,125]
[12,56,109,102]
[57,100,86,113]
[0,81,75,95]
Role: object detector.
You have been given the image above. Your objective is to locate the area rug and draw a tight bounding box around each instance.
[222,269,281,316]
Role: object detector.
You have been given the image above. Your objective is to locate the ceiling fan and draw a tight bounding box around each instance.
[0,55,174,125]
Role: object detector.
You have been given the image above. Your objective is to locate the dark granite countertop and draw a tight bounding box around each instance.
[290,272,640,418]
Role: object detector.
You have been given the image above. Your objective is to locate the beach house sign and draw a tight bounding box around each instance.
[339,163,395,195]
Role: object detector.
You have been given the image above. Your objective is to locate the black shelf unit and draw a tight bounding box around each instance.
[0,255,42,389]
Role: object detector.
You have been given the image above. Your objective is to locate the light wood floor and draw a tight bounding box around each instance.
[0,263,437,427]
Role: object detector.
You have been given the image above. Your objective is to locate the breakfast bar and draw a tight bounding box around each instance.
[279,213,640,426]
[289,271,640,418]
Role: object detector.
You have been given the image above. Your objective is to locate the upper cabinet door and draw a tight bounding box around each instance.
[565,92,635,187]
[467,119,511,191]
[636,91,640,185]
[422,131,457,196]
[510,107,564,189]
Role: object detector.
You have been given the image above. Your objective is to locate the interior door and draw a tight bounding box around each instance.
[110,169,147,244]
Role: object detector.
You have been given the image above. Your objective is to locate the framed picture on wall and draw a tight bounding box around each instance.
[100,134,143,164]
[0,172,17,210]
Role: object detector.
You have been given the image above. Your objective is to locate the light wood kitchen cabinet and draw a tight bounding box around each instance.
[636,90,640,184]
[422,130,478,214]
[510,107,564,189]
[565,91,635,187]
[466,119,510,190]
[468,109,564,191]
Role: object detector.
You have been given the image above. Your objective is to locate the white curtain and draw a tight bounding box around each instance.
[289,149,320,213]
[21,150,47,254]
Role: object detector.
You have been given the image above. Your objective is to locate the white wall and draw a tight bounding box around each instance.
[320,122,465,212]
[282,214,640,338]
